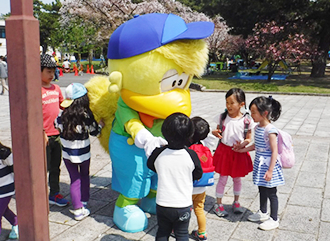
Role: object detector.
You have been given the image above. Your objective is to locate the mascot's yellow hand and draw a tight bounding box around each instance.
[109,71,122,93]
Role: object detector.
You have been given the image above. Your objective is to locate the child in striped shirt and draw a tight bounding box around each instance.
[234,96,284,231]
[0,142,18,239]
[55,83,104,221]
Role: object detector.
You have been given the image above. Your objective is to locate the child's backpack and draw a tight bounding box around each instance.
[264,124,295,168]
[189,144,215,187]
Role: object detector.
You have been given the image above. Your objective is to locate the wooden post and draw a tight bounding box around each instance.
[5,0,50,240]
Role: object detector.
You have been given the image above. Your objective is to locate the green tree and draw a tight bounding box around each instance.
[33,0,62,54]
[179,0,330,77]
[58,18,97,65]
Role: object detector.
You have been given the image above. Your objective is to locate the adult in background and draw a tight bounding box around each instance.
[0,56,8,95]
[52,52,60,82]
[62,59,71,73]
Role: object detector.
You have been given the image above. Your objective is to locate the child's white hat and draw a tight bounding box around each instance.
[61,83,87,108]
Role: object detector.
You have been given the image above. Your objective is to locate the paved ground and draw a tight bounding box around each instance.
[0,73,330,240]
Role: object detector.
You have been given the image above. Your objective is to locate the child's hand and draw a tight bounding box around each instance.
[98,119,105,128]
[232,141,243,152]
[263,170,273,182]
[212,129,222,139]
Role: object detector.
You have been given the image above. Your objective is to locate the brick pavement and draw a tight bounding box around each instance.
[0,85,330,241]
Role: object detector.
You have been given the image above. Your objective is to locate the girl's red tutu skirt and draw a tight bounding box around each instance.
[213,143,253,178]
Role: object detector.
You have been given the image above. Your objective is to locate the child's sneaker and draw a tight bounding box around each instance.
[49,193,69,207]
[232,201,244,214]
[70,207,90,221]
[248,210,269,222]
[8,225,18,239]
[258,217,279,230]
[213,203,228,217]
[191,230,207,240]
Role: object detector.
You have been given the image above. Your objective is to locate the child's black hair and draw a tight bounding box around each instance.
[249,96,282,122]
[41,66,56,71]
[61,93,95,140]
[161,112,194,148]
[221,88,247,122]
[0,142,11,160]
[190,116,210,145]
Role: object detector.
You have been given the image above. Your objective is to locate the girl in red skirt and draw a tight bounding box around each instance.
[212,88,254,217]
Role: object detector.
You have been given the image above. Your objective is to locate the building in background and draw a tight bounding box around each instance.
[0,20,6,56]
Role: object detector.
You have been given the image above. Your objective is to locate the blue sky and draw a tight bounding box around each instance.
[1,0,57,15]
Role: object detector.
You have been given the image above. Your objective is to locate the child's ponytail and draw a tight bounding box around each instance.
[269,96,281,122]
[249,96,282,122]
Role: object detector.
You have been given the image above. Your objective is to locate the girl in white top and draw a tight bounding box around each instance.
[212,88,254,217]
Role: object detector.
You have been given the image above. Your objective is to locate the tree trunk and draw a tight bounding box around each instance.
[42,43,47,54]
[311,28,330,77]
[78,53,82,63]
[267,61,277,82]
[88,49,93,66]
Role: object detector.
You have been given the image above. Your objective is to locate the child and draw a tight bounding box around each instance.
[189,117,214,241]
[147,113,203,240]
[235,96,284,230]
[212,88,254,217]
[41,54,69,207]
[55,83,104,221]
[0,142,18,239]
[0,56,8,95]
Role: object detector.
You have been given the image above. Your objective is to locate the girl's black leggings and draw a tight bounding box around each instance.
[258,186,278,221]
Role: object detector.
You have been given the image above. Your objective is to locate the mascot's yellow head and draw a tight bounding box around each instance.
[107,13,214,119]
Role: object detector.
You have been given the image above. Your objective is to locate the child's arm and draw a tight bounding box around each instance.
[233,143,255,153]
[43,130,49,146]
[233,129,252,150]
[263,133,278,182]
[212,124,222,139]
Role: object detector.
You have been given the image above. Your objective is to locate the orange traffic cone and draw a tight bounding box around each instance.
[59,68,63,77]
[74,68,78,76]
[90,65,95,74]
[86,65,90,74]
[73,64,77,71]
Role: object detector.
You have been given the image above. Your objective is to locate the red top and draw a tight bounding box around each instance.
[42,84,63,136]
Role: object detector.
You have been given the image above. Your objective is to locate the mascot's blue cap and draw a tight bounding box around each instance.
[107,13,214,59]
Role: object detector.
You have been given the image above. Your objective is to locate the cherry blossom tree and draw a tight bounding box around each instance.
[246,21,313,81]
[59,0,229,62]
[206,16,230,62]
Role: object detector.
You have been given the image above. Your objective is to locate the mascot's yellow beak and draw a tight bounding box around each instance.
[121,88,191,119]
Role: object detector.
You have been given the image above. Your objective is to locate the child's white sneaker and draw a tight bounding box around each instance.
[258,217,279,230]
[247,210,269,222]
[70,207,90,221]
[8,225,19,239]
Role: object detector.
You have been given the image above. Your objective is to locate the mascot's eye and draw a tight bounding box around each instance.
[177,73,189,88]
[161,70,190,92]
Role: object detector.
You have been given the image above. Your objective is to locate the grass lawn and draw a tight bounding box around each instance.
[193,65,330,94]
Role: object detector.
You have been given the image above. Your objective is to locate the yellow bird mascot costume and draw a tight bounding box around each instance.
[85,13,214,233]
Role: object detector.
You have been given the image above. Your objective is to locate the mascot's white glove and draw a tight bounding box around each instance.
[135,129,168,158]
